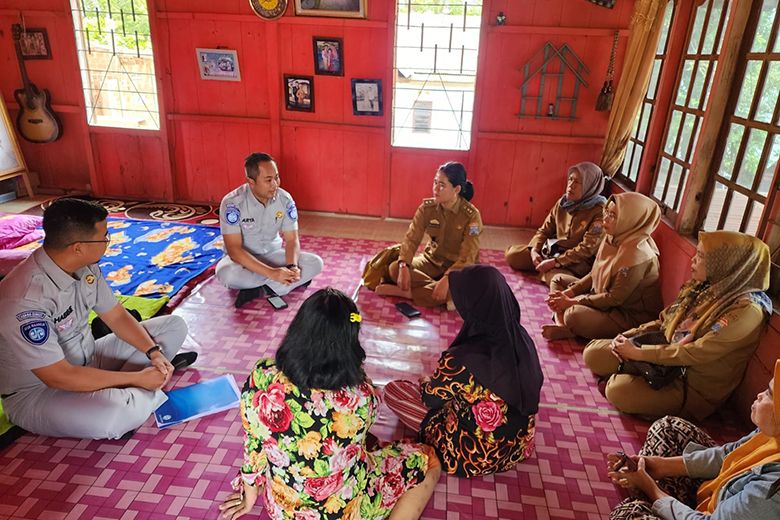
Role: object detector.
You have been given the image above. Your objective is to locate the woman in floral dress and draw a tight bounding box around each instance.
[219,288,440,520]
[385,265,544,477]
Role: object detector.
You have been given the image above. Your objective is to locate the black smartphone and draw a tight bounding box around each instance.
[267,295,288,310]
[613,451,638,472]
[395,302,421,318]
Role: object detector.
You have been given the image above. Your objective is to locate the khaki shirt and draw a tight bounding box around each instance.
[0,248,118,395]
[528,201,605,268]
[569,256,663,324]
[399,197,482,272]
[623,297,767,421]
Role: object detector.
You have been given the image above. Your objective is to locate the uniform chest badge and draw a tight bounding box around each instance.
[85,274,96,285]
[225,204,241,225]
[275,210,283,221]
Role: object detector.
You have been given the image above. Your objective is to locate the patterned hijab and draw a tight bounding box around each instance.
[559,162,607,212]
[697,359,780,513]
[447,265,543,415]
[590,192,660,293]
[661,231,771,342]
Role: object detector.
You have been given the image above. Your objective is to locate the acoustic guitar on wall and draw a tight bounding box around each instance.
[12,24,61,143]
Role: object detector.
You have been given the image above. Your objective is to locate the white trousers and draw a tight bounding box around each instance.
[4,315,188,440]
[215,249,324,295]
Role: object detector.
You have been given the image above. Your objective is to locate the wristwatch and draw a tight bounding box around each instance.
[286,263,298,269]
[398,260,408,269]
[145,344,162,359]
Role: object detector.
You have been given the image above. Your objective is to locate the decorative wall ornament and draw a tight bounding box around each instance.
[587,0,616,8]
[518,42,589,121]
[249,0,289,20]
[596,31,620,112]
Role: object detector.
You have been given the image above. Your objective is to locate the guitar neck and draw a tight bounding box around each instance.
[12,24,35,103]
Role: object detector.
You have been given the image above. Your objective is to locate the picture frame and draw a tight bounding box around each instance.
[19,28,51,60]
[284,75,315,112]
[295,0,366,19]
[313,37,344,76]
[196,48,241,81]
[351,79,382,116]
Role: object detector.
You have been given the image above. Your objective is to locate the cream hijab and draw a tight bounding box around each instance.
[591,192,661,293]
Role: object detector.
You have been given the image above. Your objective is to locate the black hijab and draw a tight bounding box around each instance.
[447,265,543,415]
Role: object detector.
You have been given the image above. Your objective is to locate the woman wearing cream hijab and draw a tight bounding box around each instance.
[584,230,772,420]
[544,192,663,340]
[605,359,780,519]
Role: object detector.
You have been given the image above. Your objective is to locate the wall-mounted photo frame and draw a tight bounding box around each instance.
[284,75,315,112]
[295,0,366,19]
[351,79,382,116]
[313,37,343,76]
[19,28,51,60]
[196,48,241,81]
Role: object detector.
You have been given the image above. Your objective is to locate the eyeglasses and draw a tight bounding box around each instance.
[75,232,112,245]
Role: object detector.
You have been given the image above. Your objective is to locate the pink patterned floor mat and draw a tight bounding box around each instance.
[0,236,749,519]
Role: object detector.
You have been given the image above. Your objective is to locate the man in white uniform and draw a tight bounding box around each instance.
[216,152,323,307]
[0,199,196,439]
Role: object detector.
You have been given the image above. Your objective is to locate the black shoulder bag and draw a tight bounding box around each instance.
[617,331,688,403]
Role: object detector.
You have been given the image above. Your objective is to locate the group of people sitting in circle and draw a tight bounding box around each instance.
[1,152,777,520]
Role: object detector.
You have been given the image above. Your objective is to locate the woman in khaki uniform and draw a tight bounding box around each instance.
[371,162,482,308]
[582,231,772,420]
[505,162,607,285]
[543,192,663,340]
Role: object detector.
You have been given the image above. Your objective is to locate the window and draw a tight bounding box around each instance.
[650,0,731,216]
[699,0,780,236]
[392,0,483,150]
[618,1,675,187]
[69,0,160,130]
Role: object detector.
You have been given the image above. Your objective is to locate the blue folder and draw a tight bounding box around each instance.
[154,374,241,429]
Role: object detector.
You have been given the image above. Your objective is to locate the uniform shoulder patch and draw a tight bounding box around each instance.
[16,310,46,322]
[468,223,481,236]
[225,204,241,225]
[590,223,604,234]
[20,320,49,345]
[286,201,298,221]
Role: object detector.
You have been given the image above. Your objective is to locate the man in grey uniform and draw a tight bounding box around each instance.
[0,199,195,440]
[216,152,324,307]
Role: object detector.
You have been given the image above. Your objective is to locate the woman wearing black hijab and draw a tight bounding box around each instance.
[385,265,544,477]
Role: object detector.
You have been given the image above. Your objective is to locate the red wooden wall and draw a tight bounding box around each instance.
[0,0,633,225]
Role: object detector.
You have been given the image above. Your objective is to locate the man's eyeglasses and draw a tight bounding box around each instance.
[76,232,112,245]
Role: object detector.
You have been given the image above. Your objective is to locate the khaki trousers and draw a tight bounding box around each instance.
[583,339,686,418]
[505,245,588,286]
[389,255,450,308]
[550,274,633,339]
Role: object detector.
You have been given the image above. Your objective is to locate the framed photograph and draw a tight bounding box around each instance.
[19,28,51,60]
[284,75,315,112]
[196,48,241,81]
[313,38,343,76]
[351,79,382,116]
[295,0,366,19]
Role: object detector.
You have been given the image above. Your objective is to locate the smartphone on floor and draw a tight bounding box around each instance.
[267,295,288,310]
[395,302,421,318]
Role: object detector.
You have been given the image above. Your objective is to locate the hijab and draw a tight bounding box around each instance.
[559,162,607,212]
[696,359,780,513]
[662,231,771,342]
[447,265,543,415]
[590,192,661,293]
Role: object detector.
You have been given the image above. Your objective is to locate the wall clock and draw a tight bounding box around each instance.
[249,0,288,20]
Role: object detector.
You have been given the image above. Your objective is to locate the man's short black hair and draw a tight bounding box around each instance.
[275,288,366,393]
[244,152,276,180]
[42,198,108,249]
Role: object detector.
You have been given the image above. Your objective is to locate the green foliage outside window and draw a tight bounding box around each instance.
[79,0,151,52]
